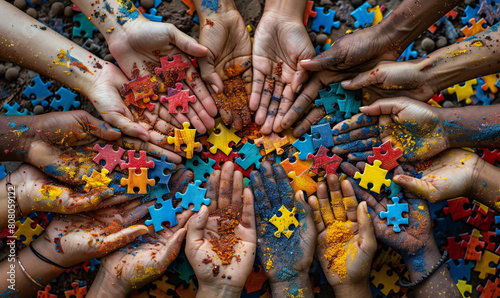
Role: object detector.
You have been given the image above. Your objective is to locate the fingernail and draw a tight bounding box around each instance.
[211,84,219,94]
[297,84,303,92]
[140,134,149,142]
[341,80,352,86]
[300,59,311,63]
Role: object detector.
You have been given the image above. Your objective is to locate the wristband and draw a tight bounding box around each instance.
[398,250,448,288]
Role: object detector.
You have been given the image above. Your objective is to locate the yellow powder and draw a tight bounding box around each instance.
[324,220,355,280]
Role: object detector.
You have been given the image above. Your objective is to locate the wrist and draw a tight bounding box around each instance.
[0,116,36,162]
[197,283,242,298]
[269,272,312,296]
[88,267,129,298]
[263,0,306,21]
[195,0,237,18]
[402,242,441,282]
[332,279,371,297]
[9,168,32,217]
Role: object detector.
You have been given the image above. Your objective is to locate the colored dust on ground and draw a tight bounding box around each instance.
[208,204,242,266]
[323,219,355,281]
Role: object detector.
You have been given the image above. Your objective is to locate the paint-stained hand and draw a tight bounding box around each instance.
[250,11,315,135]
[185,162,256,296]
[250,162,316,288]
[307,175,376,291]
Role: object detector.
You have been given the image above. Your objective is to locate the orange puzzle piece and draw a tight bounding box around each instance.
[64,282,87,298]
[288,171,317,196]
[168,122,201,159]
[255,133,289,155]
[121,168,156,194]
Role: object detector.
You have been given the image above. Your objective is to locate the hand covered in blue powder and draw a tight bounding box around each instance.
[250,162,316,296]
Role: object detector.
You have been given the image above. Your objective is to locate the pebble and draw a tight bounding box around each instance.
[51,2,64,17]
[33,105,45,115]
[316,33,329,46]
[103,54,115,63]
[308,32,317,44]
[14,0,27,10]
[351,0,363,7]
[442,100,456,108]
[464,0,475,5]
[140,0,155,10]
[64,6,74,17]
[0,64,5,78]
[26,7,38,19]
[436,36,448,48]
[5,68,20,82]
[30,0,41,5]
[320,0,332,6]
[421,37,435,52]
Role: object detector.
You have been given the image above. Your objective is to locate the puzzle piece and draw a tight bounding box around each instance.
[73,13,98,38]
[13,218,44,245]
[207,122,241,155]
[443,197,472,220]
[462,5,480,24]
[354,160,391,194]
[175,280,198,298]
[456,280,472,298]
[397,42,418,62]
[181,0,196,15]
[160,83,195,114]
[336,85,361,118]
[176,180,210,211]
[155,55,190,82]
[461,18,489,39]
[245,266,268,294]
[121,68,159,103]
[479,0,500,24]
[269,205,299,239]
[167,122,201,159]
[4,102,29,115]
[311,7,340,34]
[479,148,500,164]
[148,155,174,187]
[481,230,497,250]
[152,275,175,294]
[367,140,402,171]
[446,259,475,284]
[481,73,499,93]
[121,168,156,194]
[307,145,342,177]
[447,79,478,104]
[303,0,317,25]
[496,215,500,236]
[368,5,383,25]
[460,229,485,261]
[316,83,342,114]
[37,285,57,298]
[235,142,261,170]
[64,282,87,298]
[292,133,314,160]
[50,87,80,111]
[474,250,500,279]
[185,155,215,182]
[474,78,494,105]
[82,168,112,192]
[146,199,183,231]
[477,278,500,298]
[120,150,154,170]
[466,204,496,230]
[0,164,6,180]
[288,171,317,196]
[280,152,312,177]
[201,150,240,170]
[144,8,162,22]
[350,2,375,28]
[23,75,52,107]
[380,197,408,232]
[92,143,126,172]
[311,123,335,149]
[370,263,401,296]
[254,133,289,155]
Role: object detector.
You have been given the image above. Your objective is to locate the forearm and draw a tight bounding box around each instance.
[0,115,36,162]
[270,274,314,298]
[332,279,372,298]
[87,268,129,298]
[263,0,307,21]
[196,284,242,298]
[470,158,500,212]
[380,0,461,52]
[193,0,238,17]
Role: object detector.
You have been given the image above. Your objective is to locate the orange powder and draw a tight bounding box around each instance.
[323,220,355,281]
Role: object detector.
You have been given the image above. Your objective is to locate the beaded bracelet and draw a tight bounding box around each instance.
[6,172,24,219]
[17,255,43,288]
[398,250,449,288]
[29,242,71,269]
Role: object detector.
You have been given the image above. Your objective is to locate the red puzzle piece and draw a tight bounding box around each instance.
[431,93,445,103]
[244,265,269,293]
[466,204,496,230]
[443,197,472,221]
[160,83,196,113]
[303,1,317,25]
[442,234,470,260]
[38,285,57,298]
[121,68,159,103]
[477,278,500,298]
[155,55,190,82]
[92,143,126,172]
[479,148,500,164]
[122,91,156,116]
[367,140,403,171]
[201,150,241,170]
[460,229,485,261]
[120,150,154,170]
[307,145,342,177]
[480,230,497,251]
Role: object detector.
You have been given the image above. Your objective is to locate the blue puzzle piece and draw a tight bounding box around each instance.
[446,259,475,284]
[176,180,210,211]
[380,197,408,232]
[49,87,80,111]
[474,78,494,105]
[435,17,459,43]
[292,133,314,160]
[146,199,183,232]
[435,217,464,237]
[478,0,500,25]
[109,173,128,194]
[336,86,361,118]
[235,142,261,170]
[193,15,200,23]
[311,7,340,34]
[172,252,195,283]
[88,258,101,271]
[397,42,418,62]
[22,75,52,107]
[3,102,29,115]
[148,155,174,187]
[311,123,334,149]
[495,215,500,235]
[428,200,447,220]
[0,164,6,180]
[316,83,341,114]
[462,5,480,24]
[350,2,374,28]
[144,8,162,22]
[185,155,215,182]
[73,13,98,38]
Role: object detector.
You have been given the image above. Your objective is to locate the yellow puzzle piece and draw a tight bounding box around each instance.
[269,205,299,239]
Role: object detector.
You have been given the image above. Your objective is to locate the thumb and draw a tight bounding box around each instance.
[198,59,224,95]
[101,112,150,143]
[300,46,342,72]
[160,228,187,262]
[340,68,380,91]
[393,174,431,200]
[167,24,209,57]
[358,98,411,116]
[357,202,376,254]
[186,205,209,244]
[100,224,150,255]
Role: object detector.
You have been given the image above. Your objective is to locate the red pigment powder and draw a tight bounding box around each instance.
[209,204,242,265]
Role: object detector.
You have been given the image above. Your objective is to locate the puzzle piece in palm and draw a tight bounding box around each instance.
[82,168,112,192]
[207,122,241,155]
[311,123,335,149]
[121,168,156,194]
[367,141,403,171]
[447,79,477,104]
[160,83,195,113]
[167,122,201,159]
[120,150,154,170]
[146,198,183,232]
[4,102,29,115]
[460,229,485,261]
[307,145,342,177]
[176,180,210,211]
[235,142,261,170]
[280,152,312,177]
[185,155,215,182]
[316,83,341,114]
[121,68,159,103]
[380,197,408,232]
[354,160,391,193]
[92,143,126,172]
[22,75,52,107]
[13,217,44,245]
[148,155,174,186]
[50,87,80,111]
[155,55,190,82]
[461,18,489,38]
[269,205,299,239]
[292,133,315,160]
[350,2,374,28]
[311,7,340,34]
[288,171,317,196]
[477,278,500,298]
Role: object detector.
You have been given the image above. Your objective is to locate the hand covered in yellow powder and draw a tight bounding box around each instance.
[185,162,256,297]
[307,175,376,295]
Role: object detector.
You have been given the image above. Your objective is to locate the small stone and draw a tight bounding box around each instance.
[30,0,41,5]
[351,0,363,7]
[64,6,75,17]
[442,100,456,108]
[464,0,475,5]
[14,0,27,10]
[103,54,115,62]
[0,64,5,77]
[316,33,329,46]
[33,105,45,115]
[5,67,20,82]
[436,36,447,48]
[308,32,317,44]
[320,0,332,6]
[51,2,65,17]
[421,37,435,52]
[140,0,155,10]
[26,7,38,19]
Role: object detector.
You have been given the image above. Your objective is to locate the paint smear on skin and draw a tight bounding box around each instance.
[470,40,484,47]
[117,0,139,25]
[450,49,467,57]
[39,185,64,209]
[460,154,471,163]
[201,0,219,14]
[9,124,29,137]
[52,48,92,75]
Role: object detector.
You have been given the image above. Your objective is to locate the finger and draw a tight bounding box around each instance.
[282,77,322,131]
[101,225,150,254]
[259,162,279,209]
[260,98,279,135]
[167,24,209,57]
[98,194,139,208]
[273,164,295,209]
[205,170,221,213]
[199,59,224,95]
[340,68,382,90]
[393,174,436,201]
[331,138,381,155]
[249,69,266,112]
[231,170,244,206]
[291,67,311,94]
[274,84,295,133]
[307,195,326,233]
[218,162,235,209]
[331,114,378,136]
[239,188,256,236]
[185,68,218,117]
[249,169,272,221]
[292,106,326,138]
[101,112,150,143]
[317,181,335,227]
[358,98,413,116]
[118,135,182,163]
[357,201,376,253]
[333,125,380,145]
[174,208,194,232]
[186,206,209,245]
[348,177,385,214]
[327,174,347,222]
[347,151,373,162]
[159,227,187,262]
[341,180,358,222]
[300,46,342,72]
[189,97,216,133]
[295,190,315,235]
[81,112,122,141]
[255,76,275,125]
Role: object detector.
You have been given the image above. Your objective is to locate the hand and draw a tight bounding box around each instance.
[250,10,315,134]
[107,17,217,134]
[307,175,376,294]
[330,98,449,161]
[250,162,315,296]
[185,162,256,297]
[196,8,253,130]
[393,149,482,203]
